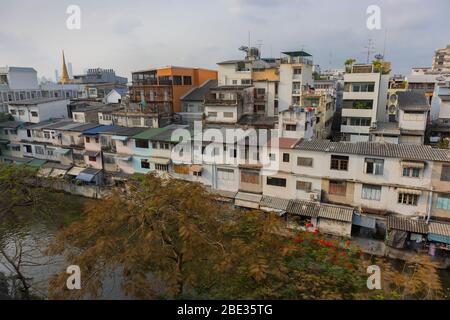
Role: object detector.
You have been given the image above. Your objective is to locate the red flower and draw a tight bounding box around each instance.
[306,223,314,228]
[313,229,319,235]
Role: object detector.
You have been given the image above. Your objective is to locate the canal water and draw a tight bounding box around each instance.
[0,194,449,300]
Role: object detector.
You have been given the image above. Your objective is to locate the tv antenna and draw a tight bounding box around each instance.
[363,39,375,64]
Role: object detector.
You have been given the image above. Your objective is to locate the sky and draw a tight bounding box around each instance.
[0,0,449,80]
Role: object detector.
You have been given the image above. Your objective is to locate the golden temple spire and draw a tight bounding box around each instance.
[60,50,70,84]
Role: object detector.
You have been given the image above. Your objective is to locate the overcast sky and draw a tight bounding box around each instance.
[1,0,449,80]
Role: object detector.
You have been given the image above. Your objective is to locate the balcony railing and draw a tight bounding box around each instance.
[204,99,238,105]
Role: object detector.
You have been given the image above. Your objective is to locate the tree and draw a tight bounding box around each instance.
[345,58,356,73]
[0,113,13,123]
[48,174,370,300]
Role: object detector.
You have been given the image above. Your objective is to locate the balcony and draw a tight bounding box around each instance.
[204,98,238,106]
[254,94,267,102]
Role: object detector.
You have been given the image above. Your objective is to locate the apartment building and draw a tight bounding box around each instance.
[204,85,254,124]
[278,107,315,140]
[432,45,450,73]
[278,51,314,112]
[130,66,218,114]
[179,79,218,124]
[217,47,279,117]
[341,64,389,142]
[301,88,335,139]
[8,98,70,124]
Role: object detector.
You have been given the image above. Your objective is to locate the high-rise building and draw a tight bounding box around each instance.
[341,63,390,142]
[432,45,450,73]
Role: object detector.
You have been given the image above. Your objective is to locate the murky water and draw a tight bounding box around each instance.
[1,193,449,300]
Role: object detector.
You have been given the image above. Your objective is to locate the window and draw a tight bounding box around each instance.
[86,137,90,143]
[398,193,419,206]
[241,79,252,85]
[297,157,313,167]
[208,112,217,117]
[10,109,17,115]
[365,158,384,175]
[296,181,312,192]
[24,145,32,153]
[269,153,276,161]
[229,148,237,158]
[135,139,149,149]
[403,112,424,121]
[104,156,115,164]
[348,117,372,126]
[343,100,373,110]
[159,142,170,150]
[267,177,287,187]
[437,195,450,211]
[330,155,349,171]
[95,138,99,143]
[440,165,450,182]
[73,153,83,161]
[35,146,44,155]
[402,167,421,178]
[329,180,347,196]
[155,164,169,172]
[3,129,8,135]
[232,80,238,85]
[88,156,97,162]
[241,170,259,184]
[223,112,234,118]
[140,159,150,169]
[173,76,182,85]
[18,110,25,116]
[293,68,302,75]
[362,184,381,201]
[183,76,192,86]
[30,111,38,117]
[217,168,234,181]
[283,153,290,163]
[285,124,297,131]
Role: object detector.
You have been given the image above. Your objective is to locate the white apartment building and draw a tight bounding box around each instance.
[341,64,389,142]
[278,107,315,140]
[278,51,314,112]
[8,98,70,123]
[0,67,83,113]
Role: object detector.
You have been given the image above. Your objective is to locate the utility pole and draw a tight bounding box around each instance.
[363,39,375,64]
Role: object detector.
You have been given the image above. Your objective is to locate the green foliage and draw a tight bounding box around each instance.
[437,139,449,149]
[0,113,13,123]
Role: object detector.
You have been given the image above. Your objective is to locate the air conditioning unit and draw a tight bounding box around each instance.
[387,93,398,115]
[309,191,320,201]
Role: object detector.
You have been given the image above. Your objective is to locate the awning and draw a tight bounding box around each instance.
[83,150,100,157]
[27,159,47,168]
[112,136,129,141]
[318,204,354,223]
[149,157,171,165]
[37,167,53,178]
[397,188,422,195]
[287,200,320,218]
[49,168,68,178]
[190,165,203,173]
[352,214,376,229]
[67,166,85,177]
[387,216,428,234]
[55,148,71,156]
[76,171,98,182]
[401,161,425,169]
[116,155,132,161]
[235,192,262,209]
[260,196,290,211]
[429,222,450,237]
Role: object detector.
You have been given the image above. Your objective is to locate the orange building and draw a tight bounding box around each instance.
[130,66,217,114]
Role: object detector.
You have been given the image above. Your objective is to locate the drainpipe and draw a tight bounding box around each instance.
[426,187,434,223]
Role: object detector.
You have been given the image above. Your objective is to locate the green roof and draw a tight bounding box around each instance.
[282,50,312,57]
[132,127,170,140]
[27,159,47,167]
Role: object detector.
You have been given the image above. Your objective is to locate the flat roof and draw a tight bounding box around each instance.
[8,98,69,106]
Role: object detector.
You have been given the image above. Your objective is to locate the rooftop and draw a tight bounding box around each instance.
[8,97,69,106]
[81,125,118,136]
[282,50,312,57]
[0,121,23,129]
[295,139,450,162]
[132,127,170,140]
[397,91,430,112]
[181,79,218,102]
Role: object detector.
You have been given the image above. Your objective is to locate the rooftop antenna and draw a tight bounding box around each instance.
[382,29,388,60]
[363,38,375,64]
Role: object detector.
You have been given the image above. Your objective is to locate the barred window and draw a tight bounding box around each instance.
[297,157,313,167]
[296,181,312,192]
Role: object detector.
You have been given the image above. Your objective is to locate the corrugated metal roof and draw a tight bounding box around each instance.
[260,196,290,211]
[318,204,354,222]
[429,222,450,237]
[295,139,450,162]
[287,200,320,218]
[181,79,218,101]
[387,216,428,234]
[235,192,262,203]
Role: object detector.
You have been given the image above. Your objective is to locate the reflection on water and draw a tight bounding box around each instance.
[1,193,449,300]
